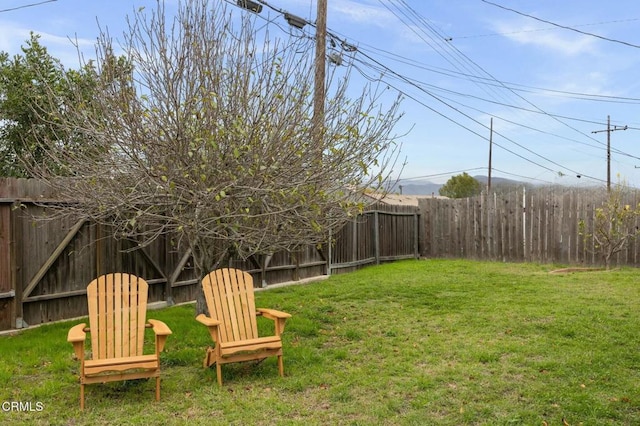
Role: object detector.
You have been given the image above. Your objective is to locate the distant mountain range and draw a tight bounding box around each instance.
[392,176,529,196]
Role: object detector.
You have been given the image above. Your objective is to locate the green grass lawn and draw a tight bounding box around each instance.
[1,259,639,425]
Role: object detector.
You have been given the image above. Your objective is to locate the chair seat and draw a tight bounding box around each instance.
[84,354,159,376]
[219,335,282,357]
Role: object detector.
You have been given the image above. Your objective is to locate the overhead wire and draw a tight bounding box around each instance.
[453,17,640,40]
[263,0,611,182]
[481,0,640,49]
[351,49,605,182]
[398,167,558,186]
[324,27,640,172]
[321,21,640,106]
[352,40,640,165]
[378,0,518,113]
[234,0,640,117]
[0,0,56,14]
[361,63,640,160]
[354,43,640,105]
[350,51,571,176]
[398,168,487,181]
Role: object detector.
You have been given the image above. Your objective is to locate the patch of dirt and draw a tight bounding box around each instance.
[549,267,606,274]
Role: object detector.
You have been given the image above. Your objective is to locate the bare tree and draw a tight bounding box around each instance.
[579,180,640,269]
[24,0,403,310]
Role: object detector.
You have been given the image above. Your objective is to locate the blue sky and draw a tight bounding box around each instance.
[2,0,640,188]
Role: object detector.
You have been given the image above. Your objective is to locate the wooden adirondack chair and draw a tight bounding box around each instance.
[67,273,172,410]
[196,268,291,385]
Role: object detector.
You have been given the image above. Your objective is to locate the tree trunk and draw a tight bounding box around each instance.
[192,239,229,315]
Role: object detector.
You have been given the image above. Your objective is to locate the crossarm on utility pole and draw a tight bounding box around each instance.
[592,115,627,192]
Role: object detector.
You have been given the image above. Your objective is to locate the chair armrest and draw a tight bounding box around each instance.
[67,323,87,361]
[148,319,172,353]
[148,319,172,336]
[196,314,221,343]
[196,314,221,327]
[67,323,87,343]
[257,308,291,335]
[256,308,291,319]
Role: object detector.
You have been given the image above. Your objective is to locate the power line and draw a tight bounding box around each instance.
[452,17,640,40]
[380,0,518,114]
[491,168,557,185]
[321,24,640,106]
[0,0,57,14]
[355,44,640,105]
[481,0,640,49]
[368,3,599,176]
[356,52,608,184]
[398,167,558,186]
[352,41,640,163]
[398,168,486,181]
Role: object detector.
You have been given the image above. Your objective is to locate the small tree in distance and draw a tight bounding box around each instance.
[22,0,403,313]
[579,180,640,269]
[439,172,482,198]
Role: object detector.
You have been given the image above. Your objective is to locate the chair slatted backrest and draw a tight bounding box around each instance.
[202,269,258,343]
[87,273,148,360]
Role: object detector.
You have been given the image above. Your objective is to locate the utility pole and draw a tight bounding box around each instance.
[313,0,327,158]
[592,115,627,192]
[238,1,326,156]
[487,117,493,193]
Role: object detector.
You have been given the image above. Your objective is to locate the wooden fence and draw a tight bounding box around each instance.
[330,202,421,274]
[0,178,419,330]
[420,186,640,266]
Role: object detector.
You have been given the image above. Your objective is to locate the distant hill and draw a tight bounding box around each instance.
[473,175,532,187]
[392,180,442,196]
[392,175,534,196]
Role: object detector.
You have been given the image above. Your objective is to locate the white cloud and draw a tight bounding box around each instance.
[330,0,395,26]
[328,0,434,49]
[0,20,96,67]
[493,19,597,56]
[0,21,32,54]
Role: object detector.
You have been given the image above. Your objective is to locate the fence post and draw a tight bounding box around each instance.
[327,229,332,276]
[413,211,419,259]
[374,210,380,265]
[352,217,358,264]
[522,188,527,261]
[11,203,23,329]
[292,251,300,281]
